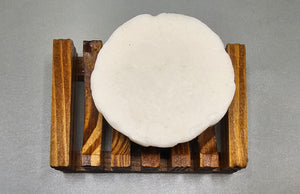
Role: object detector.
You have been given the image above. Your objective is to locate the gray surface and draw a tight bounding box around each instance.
[1,0,300,193]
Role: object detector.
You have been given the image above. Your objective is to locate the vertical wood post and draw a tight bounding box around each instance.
[50,39,77,170]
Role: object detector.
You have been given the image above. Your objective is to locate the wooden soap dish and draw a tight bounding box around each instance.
[50,39,247,173]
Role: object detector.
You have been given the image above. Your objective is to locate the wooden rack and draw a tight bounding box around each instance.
[50,39,247,173]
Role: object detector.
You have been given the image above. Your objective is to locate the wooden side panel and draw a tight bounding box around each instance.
[81,41,103,167]
[221,44,248,171]
[170,143,191,171]
[198,126,219,170]
[111,129,131,170]
[50,39,77,169]
[141,147,160,171]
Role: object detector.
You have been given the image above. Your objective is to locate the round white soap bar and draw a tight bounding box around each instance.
[91,13,235,147]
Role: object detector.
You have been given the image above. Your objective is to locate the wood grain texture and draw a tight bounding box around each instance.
[141,147,160,171]
[170,143,191,171]
[221,44,248,170]
[111,129,131,169]
[198,126,219,169]
[81,114,103,166]
[50,39,77,169]
[81,41,103,167]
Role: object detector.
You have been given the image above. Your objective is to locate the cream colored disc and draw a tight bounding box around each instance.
[91,13,235,147]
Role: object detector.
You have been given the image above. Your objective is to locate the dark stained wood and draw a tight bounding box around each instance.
[221,44,248,171]
[50,39,77,169]
[111,129,131,170]
[76,56,84,81]
[141,147,160,171]
[159,151,169,172]
[81,41,104,167]
[198,126,219,170]
[130,143,142,171]
[170,143,191,171]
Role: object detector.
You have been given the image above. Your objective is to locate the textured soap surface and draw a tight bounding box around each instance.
[91,13,235,147]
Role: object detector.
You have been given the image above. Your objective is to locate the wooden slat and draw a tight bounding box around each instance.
[159,148,169,172]
[130,143,142,172]
[111,129,131,169]
[141,147,160,171]
[81,41,103,167]
[81,114,103,166]
[170,143,191,171]
[198,126,219,170]
[50,39,77,169]
[221,44,248,171]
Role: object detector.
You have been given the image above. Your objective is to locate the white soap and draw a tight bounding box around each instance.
[91,13,235,147]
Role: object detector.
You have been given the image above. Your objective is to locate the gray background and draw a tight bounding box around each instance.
[1,0,299,193]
